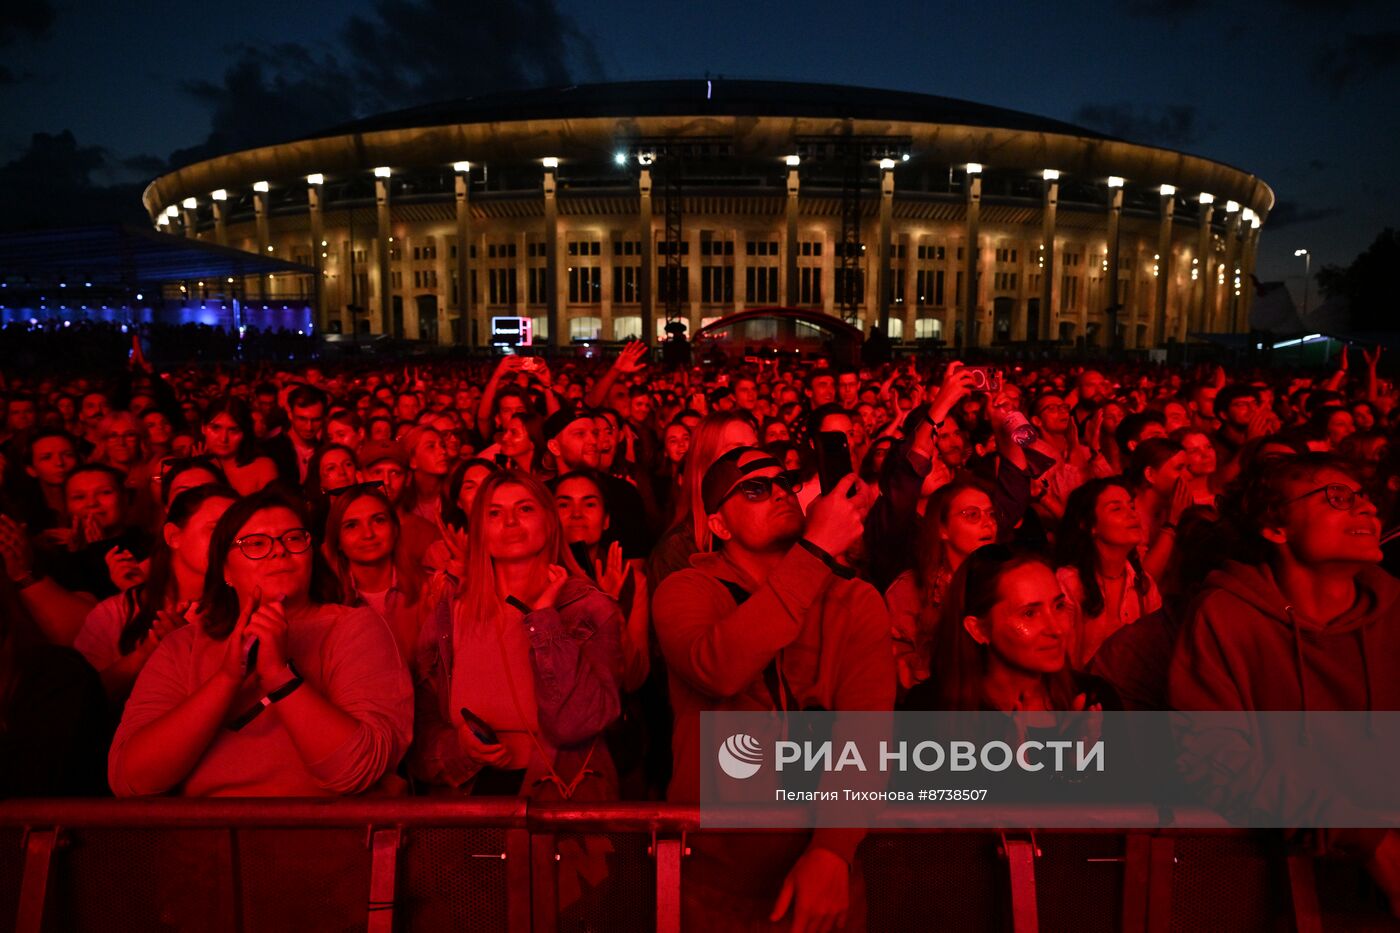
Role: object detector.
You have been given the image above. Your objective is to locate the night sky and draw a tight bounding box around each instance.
[3,0,1398,307]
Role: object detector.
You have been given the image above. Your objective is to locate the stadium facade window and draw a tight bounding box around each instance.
[613,314,642,340]
[915,317,943,340]
[799,268,822,305]
[569,316,601,341]
[613,266,640,304]
[568,266,602,304]
[745,267,779,304]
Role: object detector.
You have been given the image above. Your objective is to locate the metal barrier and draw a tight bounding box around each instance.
[0,800,1391,932]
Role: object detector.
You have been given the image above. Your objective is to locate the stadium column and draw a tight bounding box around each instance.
[308,179,326,335]
[180,204,198,240]
[212,197,229,247]
[254,186,271,301]
[688,226,702,339]
[877,161,894,336]
[374,173,391,335]
[1193,199,1214,339]
[902,232,917,343]
[601,229,614,341]
[638,168,654,346]
[1222,206,1243,333]
[1039,175,1058,343]
[543,162,562,350]
[1239,221,1260,332]
[1104,183,1123,350]
[733,222,747,313]
[1153,189,1174,348]
[963,172,982,348]
[785,161,800,306]
[454,168,472,347]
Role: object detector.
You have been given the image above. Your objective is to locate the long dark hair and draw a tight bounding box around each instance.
[119,483,239,655]
[321,485,423,605]
[931,545,1078,711]
[1053,478,1152,619]
[200,488,342,640]
[202,398,260,467]
[441,457,500,530]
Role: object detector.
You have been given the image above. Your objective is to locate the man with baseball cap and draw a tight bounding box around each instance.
[653,446,893,931]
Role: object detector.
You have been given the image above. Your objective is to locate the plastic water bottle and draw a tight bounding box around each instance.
[1005,411,1039,447]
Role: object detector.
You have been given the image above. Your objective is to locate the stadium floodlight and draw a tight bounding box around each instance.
[542,157,559,169]
[253,181,270,193]
[1042,169,1060,181]
[181,197,197,210]
[1199,192,1214,205]
[1225,200,1240,213]
[1107,176,1125,188]
[901,153,910,162]
[613,152,627,166]
[306,173,325,186]
[373,166,391,178]
[965,162,983,175]
[1241,207,1256,223]
[452,161,471,173]
[164,205,179,218]
[1160,184,1176,196]
[211,189,227,201]
[879,158,896,170]
[785,155,801,167]
[156,214,170,226]
[1250,215,1261,229]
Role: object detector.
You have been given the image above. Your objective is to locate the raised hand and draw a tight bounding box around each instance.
[593,541,628,599]
[532,564,569,611]
[802,474,877,559]
[613,341,648,375]
[220,587,261,685]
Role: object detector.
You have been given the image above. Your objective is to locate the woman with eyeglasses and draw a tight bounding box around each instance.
[322,484,428,664]
[109,488,412,797]
[409,470,622,801]
[1053,478,1162,670]
[885,478,998,693]
[199,399,279,496]
[74,483,238,704]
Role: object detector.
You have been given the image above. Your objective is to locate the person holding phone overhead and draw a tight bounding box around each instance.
[408,469,623,799]
[108,489,413,797]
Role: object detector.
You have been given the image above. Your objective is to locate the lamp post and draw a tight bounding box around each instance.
[1294,248,1311,317]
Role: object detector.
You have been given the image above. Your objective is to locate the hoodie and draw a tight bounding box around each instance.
[652,542,895,896]
[1169,560,1400,855]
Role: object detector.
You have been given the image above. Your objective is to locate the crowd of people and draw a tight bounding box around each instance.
[2,332,1399,929]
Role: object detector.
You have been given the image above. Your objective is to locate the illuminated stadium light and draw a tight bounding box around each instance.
[542,157,559,169]
[253,181,270,193]
[785,155,801,167]
[156,215,169,226]
[1199,192,1214,205]
[965,162,983,175]
[373,166,391,178]
[901,153,910,162]
[453,161,471,173]
[1225,200,1240,213]
[306,173,325,186]
[211,189,227,201]
[1042,169,1060,181]
[1241,207,1256,224]
[1106,176,1125,188]
[164,205,179,218]
[1159,184,1176,196]
[181,197,197,209]
[614,152,627,166]
[879,158,896,170]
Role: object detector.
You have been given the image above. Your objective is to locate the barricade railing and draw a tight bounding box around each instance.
[0,799,1384,932]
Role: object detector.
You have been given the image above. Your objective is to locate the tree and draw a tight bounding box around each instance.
[1316,229,1400,332]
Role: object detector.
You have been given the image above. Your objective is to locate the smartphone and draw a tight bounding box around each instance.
[964,367,1002,394]
[460,706,500,746]
[815,431,854,496]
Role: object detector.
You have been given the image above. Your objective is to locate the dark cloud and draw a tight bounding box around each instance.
[1313,31,1400,93]
[0,131,148,231]
[1124,0,1211,18]
[169,0,603,169]
[0,0,55,43]
[1265,200,1345,231]
[1071,102,1212,147]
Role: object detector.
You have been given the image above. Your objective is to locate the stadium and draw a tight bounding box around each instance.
[139,79,1274,352]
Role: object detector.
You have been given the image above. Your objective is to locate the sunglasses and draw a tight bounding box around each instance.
[1284,483,1371,512]
[232,528,313,560]
[719,471,803,508]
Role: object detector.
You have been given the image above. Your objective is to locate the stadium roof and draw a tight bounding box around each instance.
[310,79,1116,145]
[0,225,314,288]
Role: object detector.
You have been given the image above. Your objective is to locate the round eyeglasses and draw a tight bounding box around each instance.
[232,528,313,560]
[1284,483,1370,512]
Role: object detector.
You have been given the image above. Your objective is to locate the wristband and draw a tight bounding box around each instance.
[228,661,304,731]
[798,538,855,580]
